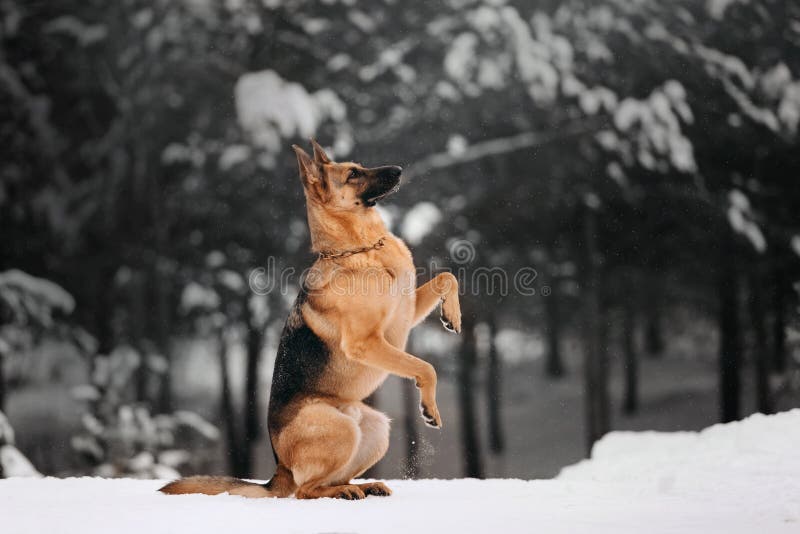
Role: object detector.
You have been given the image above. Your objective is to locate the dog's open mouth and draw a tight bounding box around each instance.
[364,182,401,207]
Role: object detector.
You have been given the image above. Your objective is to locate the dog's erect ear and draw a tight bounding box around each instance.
[310,138,331,164]
[292,144,319,184]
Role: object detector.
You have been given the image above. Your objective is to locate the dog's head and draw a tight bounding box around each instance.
[292,140,402,211]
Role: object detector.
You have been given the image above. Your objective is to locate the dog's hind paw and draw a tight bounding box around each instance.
[335,486,366,500]
[358,482,393,497]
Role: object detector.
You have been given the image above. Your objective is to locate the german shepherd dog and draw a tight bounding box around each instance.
[160,140,461,499]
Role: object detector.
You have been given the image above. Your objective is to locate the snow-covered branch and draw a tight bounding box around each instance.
[405,119,604,178]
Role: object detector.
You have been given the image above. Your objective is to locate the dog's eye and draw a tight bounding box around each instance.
[347,169,360,181]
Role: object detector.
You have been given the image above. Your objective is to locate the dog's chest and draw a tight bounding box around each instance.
[321,238,416,400]
[384,272,415,348]
[345,257,415,400]
[380,242,416,332]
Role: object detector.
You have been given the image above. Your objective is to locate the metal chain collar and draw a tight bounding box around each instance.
[318,236,386,260]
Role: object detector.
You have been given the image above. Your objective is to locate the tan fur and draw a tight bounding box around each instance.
[160,141,461,500]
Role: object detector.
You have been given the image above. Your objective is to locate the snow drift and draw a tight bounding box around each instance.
[1,410,798,533]
[560,408,800,489]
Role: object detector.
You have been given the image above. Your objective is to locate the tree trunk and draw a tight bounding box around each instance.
[544,275,565,378]
[401,379,420,478]
[0,354,6,412]
[141,140,173,414]
[153,265,172,413]
[458,314,484,478]
[622,289,639,416]
[582,203,610,454]
[486,313,505,454]
[718,228,742,423]
[131,270,148,403]
[748,268,773,414]
[644,279,665,358]
[243,301,264,477]
[217,329,246,477]
[94,265,117,356]
[772,267,787,373]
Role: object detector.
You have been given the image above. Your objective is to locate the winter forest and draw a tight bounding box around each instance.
[2,0,800,492]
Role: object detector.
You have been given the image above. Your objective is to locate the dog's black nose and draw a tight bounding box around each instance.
[374,165,402,180]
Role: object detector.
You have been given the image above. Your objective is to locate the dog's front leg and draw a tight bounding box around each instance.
[412,272,462,333]
[341,332,443,428]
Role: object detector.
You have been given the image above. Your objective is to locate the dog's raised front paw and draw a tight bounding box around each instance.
[440,297,462,334]
[419,402,442,429]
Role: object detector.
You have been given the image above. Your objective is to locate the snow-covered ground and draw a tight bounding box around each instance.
[2,410,798,533]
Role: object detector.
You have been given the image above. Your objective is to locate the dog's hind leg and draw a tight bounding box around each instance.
[336,402,392,496]
[277,400,366,500]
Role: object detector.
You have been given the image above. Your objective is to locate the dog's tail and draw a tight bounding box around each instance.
[159,465,296,498]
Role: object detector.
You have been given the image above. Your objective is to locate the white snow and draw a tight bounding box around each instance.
[707,0,749,20]
[611,82,697,174]
[695,45,755,90]
[0,445,41,478]
[218,144,251,171]
[234,70,346,154]
[401,202,443,246]
[494,327,545,364]
[778,82,800,135]
[0,412,41,478]
[446,134,468,156]
[502,7,558,103]
[727,189,767,253]
[1,410,798,533]
[43,16,107,46]
[443,5,577,105]
[760,63,791,100]
[373,205,397,231]
[0,269,75,316]
[180,282,220,312]
[444,32,479,93]
[791,235,800,258]
[560,410,800,527]
[217,269,245,293]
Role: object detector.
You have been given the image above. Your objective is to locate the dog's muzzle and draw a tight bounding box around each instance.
[361,165,402,207]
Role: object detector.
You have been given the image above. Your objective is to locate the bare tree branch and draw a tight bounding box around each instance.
[404,118,605,179]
